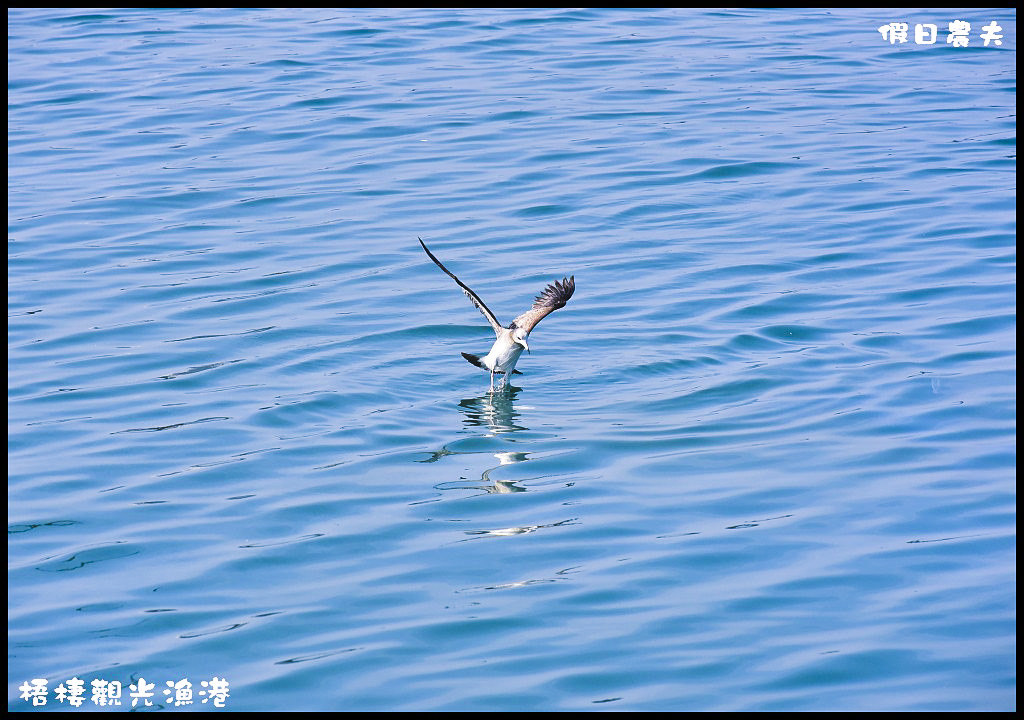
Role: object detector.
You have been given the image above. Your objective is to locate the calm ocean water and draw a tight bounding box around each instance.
[8,8,1015,712]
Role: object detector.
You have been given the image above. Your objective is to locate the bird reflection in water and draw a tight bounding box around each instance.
[420,388,531,495]
[458,385,525,435]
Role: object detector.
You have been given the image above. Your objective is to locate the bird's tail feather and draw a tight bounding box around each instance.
[461,352,522,374]
[462,352,485,368]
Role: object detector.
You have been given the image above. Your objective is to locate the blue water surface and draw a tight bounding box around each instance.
[8,8,1015,712]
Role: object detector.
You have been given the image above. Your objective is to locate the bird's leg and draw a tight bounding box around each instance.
[489,371,495,392]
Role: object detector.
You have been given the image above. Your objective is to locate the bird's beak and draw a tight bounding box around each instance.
[517,338,530,353]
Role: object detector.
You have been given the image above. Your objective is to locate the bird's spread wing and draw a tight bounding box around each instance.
[511,275,575,334]
[419,237,503,335]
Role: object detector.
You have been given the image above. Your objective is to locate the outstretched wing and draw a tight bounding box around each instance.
[419,237,503,335]
[511,275,575,334]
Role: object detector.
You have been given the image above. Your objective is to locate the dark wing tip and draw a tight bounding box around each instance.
[533,275,575,310]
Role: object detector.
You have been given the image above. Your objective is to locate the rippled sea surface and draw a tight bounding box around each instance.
[8,8,1016,712]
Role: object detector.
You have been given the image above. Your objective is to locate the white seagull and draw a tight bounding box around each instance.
[419,237,575,390]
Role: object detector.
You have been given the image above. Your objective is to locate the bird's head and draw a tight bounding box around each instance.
[510,324,530,353]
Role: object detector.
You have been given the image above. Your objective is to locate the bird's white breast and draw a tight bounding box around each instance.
[483,332,525,373]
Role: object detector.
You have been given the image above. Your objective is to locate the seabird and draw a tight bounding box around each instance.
[419,237,575,390]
